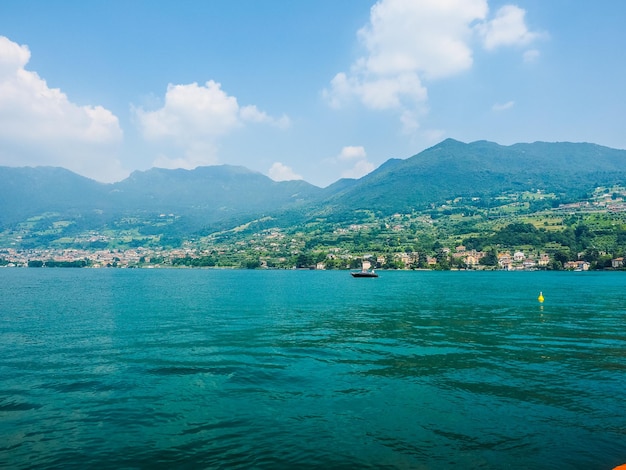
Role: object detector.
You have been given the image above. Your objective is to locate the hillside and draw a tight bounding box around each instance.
[1,139,626,247]
[0,164,323,232]
[317,139,626,217]
[108,165,323,230]
[0,166,109,226]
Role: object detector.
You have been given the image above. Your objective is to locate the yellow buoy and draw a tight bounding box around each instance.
[538,291,544,303]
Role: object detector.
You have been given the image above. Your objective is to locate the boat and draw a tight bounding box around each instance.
[351,269,378,278]
[351,260,378,277]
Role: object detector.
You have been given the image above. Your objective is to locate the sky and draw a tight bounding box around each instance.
[0,1,625,188]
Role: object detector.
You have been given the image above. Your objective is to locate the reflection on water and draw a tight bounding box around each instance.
[1,269,625,469]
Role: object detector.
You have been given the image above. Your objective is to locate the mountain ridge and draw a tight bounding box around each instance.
[2,139,626,238]
[316,138,626,215]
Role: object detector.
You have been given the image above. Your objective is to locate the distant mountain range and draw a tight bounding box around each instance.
[2,139,626,235]
[320,139,626,216]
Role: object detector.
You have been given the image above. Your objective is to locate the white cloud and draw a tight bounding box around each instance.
[153,141,219,170]
[240,105,291,129]
[492,100,515,112]
[268,162,302,181]
[338,146,367,160]
[0,35,30,77]
[135,80,290,170]
[136,81,239,141]
[324,1,544,133]
[324,0,488,119]
[0,36,125,182]
[400,109,421,135]
[476,5,541,51]
[336,145,374,179]
[523,49,540,63]
[422,128,446,143]
[342,159,375,179]
[358,0,487,80]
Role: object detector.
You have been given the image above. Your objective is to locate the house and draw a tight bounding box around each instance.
[612,257,624,268]
[498,252,512,270]
[523,258,537,270]
[538,253,550,266]
[564,260,590,271]
[499,259,513,270]
[397,253,412,266]
[464,250,484,267]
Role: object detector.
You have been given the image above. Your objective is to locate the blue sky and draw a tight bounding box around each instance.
[1,1,625,187]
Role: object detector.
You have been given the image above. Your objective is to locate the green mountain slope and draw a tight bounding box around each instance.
[109,165,322,229]
[319,139,626,216]
[1,139,625,242]
[0,166,109,226]
[0,164,323,232]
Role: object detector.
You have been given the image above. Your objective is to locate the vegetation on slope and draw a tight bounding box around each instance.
[2,140,626,270]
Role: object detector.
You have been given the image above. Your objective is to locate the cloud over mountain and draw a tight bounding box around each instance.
[0,36,125,182]
[324,0,543,134]
[268,162,303,182]
[338,146,374,179]
[135,80,290,170]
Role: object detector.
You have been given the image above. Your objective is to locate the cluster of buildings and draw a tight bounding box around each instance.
[1,244,624,271]
[324,247,624,271]
[370,247,553,270]
[0,247,178,268]
[495,250,551,270]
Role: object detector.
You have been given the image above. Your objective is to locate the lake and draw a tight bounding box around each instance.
[1,269,625,469]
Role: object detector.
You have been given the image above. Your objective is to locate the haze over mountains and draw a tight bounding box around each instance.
[2,139,626,234]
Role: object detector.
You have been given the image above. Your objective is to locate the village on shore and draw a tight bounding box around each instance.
[1,244,624,271]
[2,185,625,272]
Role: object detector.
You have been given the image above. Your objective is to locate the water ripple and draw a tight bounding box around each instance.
[1,270,625,469]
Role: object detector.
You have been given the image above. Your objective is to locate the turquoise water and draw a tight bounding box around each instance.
[1,269,625,469]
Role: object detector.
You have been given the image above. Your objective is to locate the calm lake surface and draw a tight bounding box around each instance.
[1,269,625,469]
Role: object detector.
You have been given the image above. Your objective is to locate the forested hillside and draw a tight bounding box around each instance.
[314,139,626,217]
[1,139,626,266]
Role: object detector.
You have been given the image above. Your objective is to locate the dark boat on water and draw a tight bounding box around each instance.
[351,269,378,278]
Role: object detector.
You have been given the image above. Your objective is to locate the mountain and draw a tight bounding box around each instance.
[0,164,322,230]
[109,165,322,230]
[1,139,625,239]
[318,139,626,216]
[0,166,109,226]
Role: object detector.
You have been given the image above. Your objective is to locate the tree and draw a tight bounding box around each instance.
[324,257,343,270]
[574,224,592,250]
[383,258,404,269]
[595,255,613,270]
[296,253,313,268]
[450,256,467,269]
[553,250,570,264]
[581,248,600,263]
[243,259,261,269]
[435,249,450,270]
[480,248,498,267]
[463,236,485,251]
[417,251,429,269]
